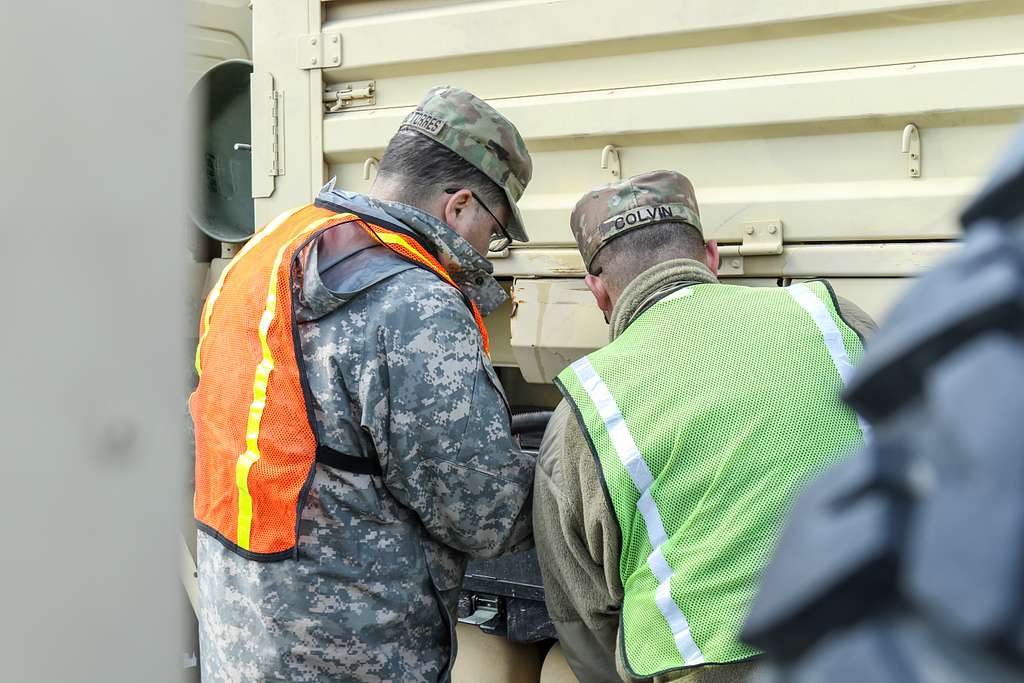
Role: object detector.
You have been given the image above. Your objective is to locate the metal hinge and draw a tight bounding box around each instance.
[251,72,284,198]
[718,220,784,276]
[297,32,342,69]
[323,81,376,113]
[269,89,283,175]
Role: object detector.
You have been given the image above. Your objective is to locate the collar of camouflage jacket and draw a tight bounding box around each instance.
[315,183,508,317]
[609,258,718,341]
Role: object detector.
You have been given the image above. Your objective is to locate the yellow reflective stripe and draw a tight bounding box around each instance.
[374,232,407,246]
[373,230,431,257]
[194,204,307,376]
[234,214,353,550]
[371,231,455,282]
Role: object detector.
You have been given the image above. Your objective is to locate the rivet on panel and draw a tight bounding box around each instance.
[311,37,317,45]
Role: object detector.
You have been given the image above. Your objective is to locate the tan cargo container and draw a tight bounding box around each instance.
[246,0,1024,387]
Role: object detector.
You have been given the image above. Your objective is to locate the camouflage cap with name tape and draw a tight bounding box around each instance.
[400,86,533,242]
[570,169,703,273]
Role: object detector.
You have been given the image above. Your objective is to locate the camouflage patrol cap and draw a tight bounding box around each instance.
[400,86,533,242]
[570,169,703,273]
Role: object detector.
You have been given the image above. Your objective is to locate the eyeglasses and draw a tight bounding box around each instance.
[444,188,512,252]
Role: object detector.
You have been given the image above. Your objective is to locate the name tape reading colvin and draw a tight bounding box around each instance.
[607,205,682,230]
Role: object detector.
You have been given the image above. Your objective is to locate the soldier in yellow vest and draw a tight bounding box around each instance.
[533,170,877,683]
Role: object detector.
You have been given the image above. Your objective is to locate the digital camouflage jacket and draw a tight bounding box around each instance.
[197,186,534,683]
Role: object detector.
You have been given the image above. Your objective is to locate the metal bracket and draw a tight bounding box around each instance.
[179,533,199,617]
[297,32,342,69]
[718,220,784,276]
[458,594,499,627]
[600,145,621,179]
[324,81,376,113]
[901,123,921,178]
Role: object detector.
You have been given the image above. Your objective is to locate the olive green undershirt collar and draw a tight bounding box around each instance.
[609,258,718,341]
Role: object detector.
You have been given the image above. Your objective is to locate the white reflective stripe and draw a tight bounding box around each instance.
[571,357,705,666]
[786,283,872,441]
[576,358,655,491]
[658,286,695,304]
[637,489,668,549]
[651,549,704,664]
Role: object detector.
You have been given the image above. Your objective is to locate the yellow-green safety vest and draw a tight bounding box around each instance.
[556,280,870,678]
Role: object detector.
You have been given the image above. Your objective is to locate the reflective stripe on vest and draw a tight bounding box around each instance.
[191,204,489,558]
[234,213,349,549]
[195,204,306,376]
[571,354,705,667]
[360,222,490,354]
[556,281,868,677]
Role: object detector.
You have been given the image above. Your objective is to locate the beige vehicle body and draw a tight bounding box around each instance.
[189,1,1024,681]
[242,0,1024,391]
[189,0,252,87]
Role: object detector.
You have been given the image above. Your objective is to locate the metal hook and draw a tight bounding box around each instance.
[901,124,921,178]
[600,145,621,179]
[363,156,379,181]
[900,125,914,153]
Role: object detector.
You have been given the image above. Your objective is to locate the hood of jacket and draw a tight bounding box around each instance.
[313,182,508,317]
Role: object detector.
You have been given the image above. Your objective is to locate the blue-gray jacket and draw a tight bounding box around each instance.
[197,187,534,683]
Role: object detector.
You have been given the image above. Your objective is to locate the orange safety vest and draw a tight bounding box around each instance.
[191,203,490,559]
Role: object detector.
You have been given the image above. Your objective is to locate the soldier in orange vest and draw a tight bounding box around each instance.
[191,87,535,682]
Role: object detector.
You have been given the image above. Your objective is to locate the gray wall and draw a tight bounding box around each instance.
[0,2,185,680]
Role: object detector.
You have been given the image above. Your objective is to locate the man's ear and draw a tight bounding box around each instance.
[704,239,720,276]
[584,273,613,318]
[443,189,472,228]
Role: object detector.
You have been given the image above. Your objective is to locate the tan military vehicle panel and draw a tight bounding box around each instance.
[257,0,1023,241]
[250,0,1024,383]
[188,0,253,86]
[451,624,544,683]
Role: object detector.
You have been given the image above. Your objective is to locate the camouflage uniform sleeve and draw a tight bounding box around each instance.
[373,278,534,558]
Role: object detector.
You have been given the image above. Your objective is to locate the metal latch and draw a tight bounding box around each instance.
[718,220,783,276]
[458,594,499,627]
[297,32,342,69]
[324,81,376,113]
